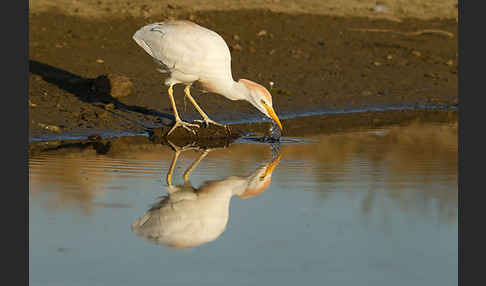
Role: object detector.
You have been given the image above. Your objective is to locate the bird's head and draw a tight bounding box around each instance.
[238,153,282,199]
[239,79,283,130]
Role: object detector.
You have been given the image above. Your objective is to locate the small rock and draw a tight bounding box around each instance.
[233,34,240,41]
[412,50,421,57]
[38,123,62,133]
[109,74,133,98]
[231,43,242,52]
[29,100,37,107]
[372,3,388,13]
[96,59,104,64]
[446,59,454,66]
[104,103,115,110]
[257,30,267,37]
[387,55,393,60]
[374,61,381,66]
[88,134,103,141]
[268,49,276,55]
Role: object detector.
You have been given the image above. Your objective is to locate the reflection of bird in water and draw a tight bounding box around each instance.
[131,142,281,249]
[133,20,283,135]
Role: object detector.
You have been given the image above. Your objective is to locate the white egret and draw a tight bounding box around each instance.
[131,146,281,248]
[133,20,283,135]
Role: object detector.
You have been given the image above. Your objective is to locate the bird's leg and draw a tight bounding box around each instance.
[183,150,210,184]
[166,149,181,187]
[184,85,227,128]
[167,84,199,136]
[166,140,211,187]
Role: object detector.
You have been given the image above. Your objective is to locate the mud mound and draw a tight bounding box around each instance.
[148,122,244,148]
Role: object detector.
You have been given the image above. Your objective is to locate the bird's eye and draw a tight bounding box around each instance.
[261,100,266,105]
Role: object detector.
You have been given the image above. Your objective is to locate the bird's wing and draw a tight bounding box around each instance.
[133,21,232,80]
[133,24,177,72]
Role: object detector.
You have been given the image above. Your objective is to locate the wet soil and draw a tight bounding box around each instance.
[29,9,457,142]
[29,108,457,157]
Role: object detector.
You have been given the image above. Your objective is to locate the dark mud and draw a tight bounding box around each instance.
[148,122,242,148]
[29,9,457,143]
[29,108,457,157]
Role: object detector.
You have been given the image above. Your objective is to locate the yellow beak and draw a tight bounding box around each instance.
[261,153,282,179]
[263,104,283,130]
[238,154,282,199]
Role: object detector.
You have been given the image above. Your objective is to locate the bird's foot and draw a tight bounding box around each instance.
[194,118,227,129]
[167,119,200,136]
[166,139,198,152]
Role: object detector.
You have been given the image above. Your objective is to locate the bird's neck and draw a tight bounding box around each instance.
[217,79,250,101]
[230,178,250,196]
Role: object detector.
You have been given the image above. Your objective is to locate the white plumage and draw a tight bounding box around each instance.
[131,149,281,249]
[133,20,282,135]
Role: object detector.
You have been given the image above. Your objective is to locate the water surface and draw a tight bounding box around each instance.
[29,122,458,286]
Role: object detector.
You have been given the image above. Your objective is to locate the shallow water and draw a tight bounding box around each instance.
[29,122,457,286]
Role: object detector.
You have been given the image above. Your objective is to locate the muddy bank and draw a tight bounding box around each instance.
[148,122,243,148]
[29,9,457,141]
[30,0,458,21]
[29,108,457,157]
